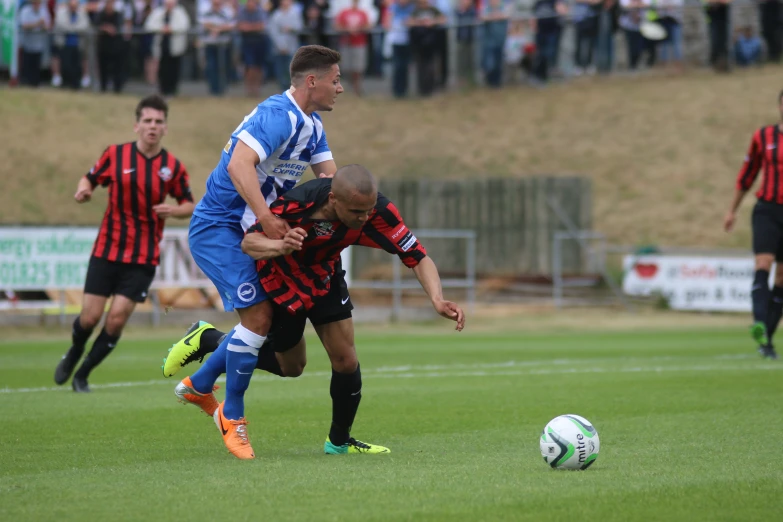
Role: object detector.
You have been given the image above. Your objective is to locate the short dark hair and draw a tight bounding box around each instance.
[289,45,341,85]
[135,94,168,121]
[333,164,377,198]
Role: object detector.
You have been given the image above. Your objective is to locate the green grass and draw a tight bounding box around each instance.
[1,325,781,521]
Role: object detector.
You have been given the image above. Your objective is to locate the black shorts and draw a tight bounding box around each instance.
[752,201,783,260]
[265,269,353,353]
[83,256,156,303]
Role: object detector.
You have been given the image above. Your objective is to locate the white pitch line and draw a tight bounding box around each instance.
[1,360,779,394]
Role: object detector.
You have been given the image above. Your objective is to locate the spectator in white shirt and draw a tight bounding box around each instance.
[19,0,51,87]
[201,0,236,95]
[268,0,303,89]
[145,0,191,96]
[54,0,91,89]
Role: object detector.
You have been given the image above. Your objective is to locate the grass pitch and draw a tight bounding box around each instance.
[0,322,781,521]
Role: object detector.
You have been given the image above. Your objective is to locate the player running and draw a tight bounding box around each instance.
[54,95,194,392]
[724,90,783,360]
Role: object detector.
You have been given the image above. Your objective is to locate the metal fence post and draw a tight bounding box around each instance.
[466,232,476,313]
[391,257,402,323]
[552,233,563,309]
[59,290,66,326]
[88,30,99,93]
[447,23,457,89]
[151,289,161,327]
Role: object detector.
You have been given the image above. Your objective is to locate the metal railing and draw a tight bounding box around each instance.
[6,2,768,95]
[348,229,476,322]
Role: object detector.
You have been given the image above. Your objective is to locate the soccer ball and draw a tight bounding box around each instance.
[539,414,600,470]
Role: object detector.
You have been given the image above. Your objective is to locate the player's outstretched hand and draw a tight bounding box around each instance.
[153,204,175,219]
[724,211,736,232]
[281,227,306,254]
[261,214,291,239]
[74,187,92,203]
[433,300,465,331]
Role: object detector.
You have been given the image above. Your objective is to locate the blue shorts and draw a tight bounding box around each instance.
[188,215,267,312]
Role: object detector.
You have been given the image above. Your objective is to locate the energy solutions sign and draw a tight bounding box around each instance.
[0,227,354,293]
[622,255,760,312]
[0,228,96,289]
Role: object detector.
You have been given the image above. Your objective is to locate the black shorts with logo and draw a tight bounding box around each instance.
[265,268,353,353]
[83,256,156,303]
[752,201,783,260]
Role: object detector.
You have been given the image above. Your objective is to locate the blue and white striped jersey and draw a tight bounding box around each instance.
[193,90,332,229]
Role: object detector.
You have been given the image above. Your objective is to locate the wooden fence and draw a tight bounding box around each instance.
[351,176,592,278]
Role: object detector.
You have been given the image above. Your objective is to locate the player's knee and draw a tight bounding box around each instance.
[755,256,774,271]
[239,301,273,335]
[775,271,783,288]
[79,312,101,331]
[330,350,358,373]
[282,360,306,378]
[104,313,129,336]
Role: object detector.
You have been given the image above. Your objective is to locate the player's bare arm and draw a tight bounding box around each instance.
[228,140,290,239]
[412,256,466,331]
[153,201,195,219]
[728,128,763,232]
[242,227,306,259]
[74,177,93,203]
[724,189,748,232]
[311,159,337,179]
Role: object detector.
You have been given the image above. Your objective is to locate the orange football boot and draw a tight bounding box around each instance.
[213,401,255,460]
[174,376,219,416]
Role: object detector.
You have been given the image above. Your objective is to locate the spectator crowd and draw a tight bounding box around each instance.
[13,0,783,98]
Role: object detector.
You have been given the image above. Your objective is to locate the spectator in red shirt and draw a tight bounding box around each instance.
[335,0,371,95]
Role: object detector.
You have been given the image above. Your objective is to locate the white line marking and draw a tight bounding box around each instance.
[1,360,779,394]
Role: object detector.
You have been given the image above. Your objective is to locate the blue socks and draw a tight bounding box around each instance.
[190,329,233,394]
[224,324,265,420]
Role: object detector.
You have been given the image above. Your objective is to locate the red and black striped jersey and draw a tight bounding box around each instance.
[247,178,427,315]
[737,125,783,204]
[85,142,193,266]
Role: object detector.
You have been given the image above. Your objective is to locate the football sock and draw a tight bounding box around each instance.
[224,324,265,420]
[190,329,232,394]
[752,270,771,324]
[329,364,362,446]
[74,328,120,380]
[72,317,94,348]
[255,343,284,376]
[201,328,226,354]
[767,286,783,341]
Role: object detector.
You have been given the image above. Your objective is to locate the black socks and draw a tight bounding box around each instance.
[752,270,771,324]
[74,328,120,380]
[201,328,226,353]
[767,286,783,341]
[329,364,362,446]
[72,317,94,349]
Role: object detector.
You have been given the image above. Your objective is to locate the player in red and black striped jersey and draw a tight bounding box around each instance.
[725,90,783,359]
[249,175,429,315]
[169,165,464,456]
[55,95,195,392]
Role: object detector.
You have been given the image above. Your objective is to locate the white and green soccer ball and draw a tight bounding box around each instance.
[540,414,600,470]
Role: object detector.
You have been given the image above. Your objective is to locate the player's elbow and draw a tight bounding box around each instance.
[227,160,241,183]
[177,202,195,218]
[227,156,251,185]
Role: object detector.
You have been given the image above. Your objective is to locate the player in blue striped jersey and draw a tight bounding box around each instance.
[184,45,343,459]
